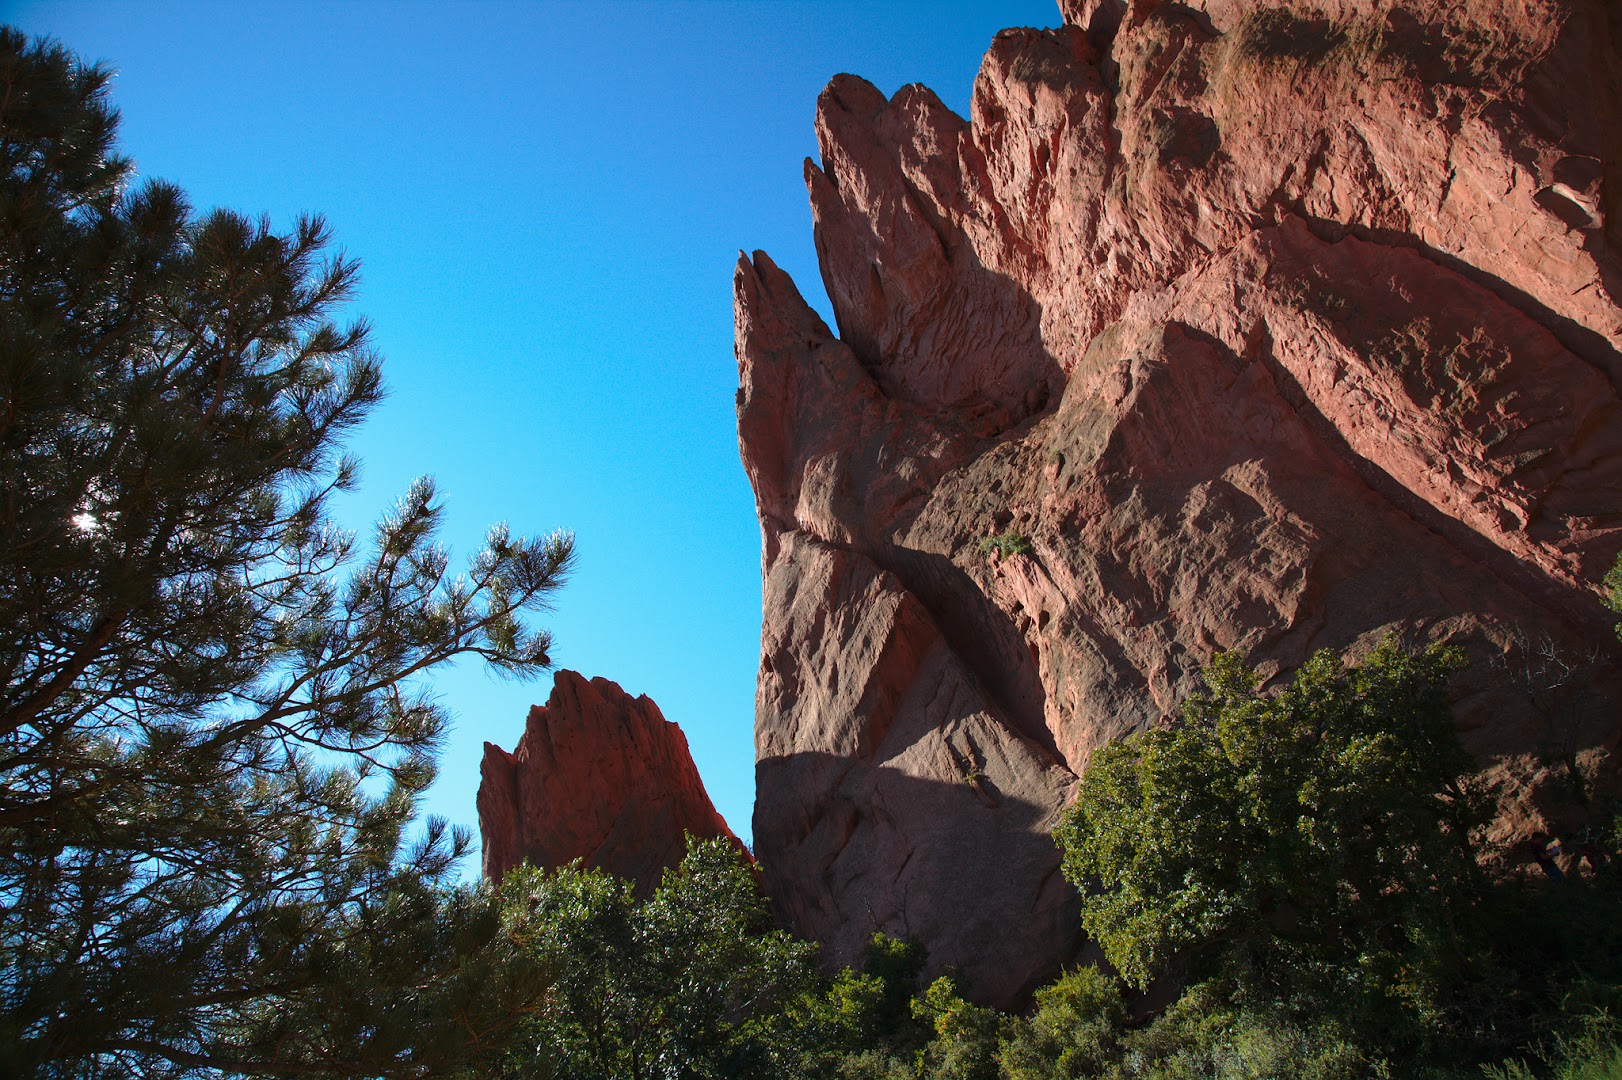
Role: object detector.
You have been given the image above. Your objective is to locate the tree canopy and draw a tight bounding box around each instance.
[0,28,572,1077]
[1054,642,1485,1013]
[497,837,820,1079]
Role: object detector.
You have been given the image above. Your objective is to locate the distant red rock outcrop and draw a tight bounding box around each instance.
[477,670,740,891]
[737,0,1622,1007]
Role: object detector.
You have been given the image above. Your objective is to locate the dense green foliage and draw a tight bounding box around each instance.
[1486,1013,1622,1080]
[487,825,1622,1080]
[0,29,570,1077]
[491,839,988,1080]
[1054,642,1482,1001]
[496,838,818,1079]
[1604,552,1622,642]
[998,968,1124,1080]
[1051,642,1622,1077]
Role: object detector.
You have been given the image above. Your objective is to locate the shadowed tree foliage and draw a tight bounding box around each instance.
[780,931,932,1079]
[997,967,1124,1080]
[1605,553,1622,641]
[497,837,820,1080]
[0,28,570,1077]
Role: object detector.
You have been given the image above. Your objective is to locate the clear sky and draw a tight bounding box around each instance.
[9,0,1062,867]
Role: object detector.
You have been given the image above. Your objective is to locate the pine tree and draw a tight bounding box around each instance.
[0,28,570,1077]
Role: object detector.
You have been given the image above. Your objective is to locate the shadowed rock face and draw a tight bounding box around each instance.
[477,671,740,892]
[737,0,1622,1007]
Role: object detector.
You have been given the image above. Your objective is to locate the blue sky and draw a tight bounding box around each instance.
[11,0,1061,866]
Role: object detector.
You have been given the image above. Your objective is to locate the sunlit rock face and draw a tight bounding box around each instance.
[478,670,740,892]
[736,0,1622,1007]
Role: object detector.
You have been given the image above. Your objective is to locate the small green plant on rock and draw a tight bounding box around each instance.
[979,532,1033,559]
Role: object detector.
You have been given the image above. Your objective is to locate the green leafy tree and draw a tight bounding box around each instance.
[1054,642,1485,1029]
[1108,984,1374,1080]
[0,29,570,1077]
[782,932,931,1078]
[1604,553,1622,642]
[911,976,1003,1080]
[858,932,931,1041]
[781,968,899,1078]
[498,837,819,1079]
[998,967,1125,1080]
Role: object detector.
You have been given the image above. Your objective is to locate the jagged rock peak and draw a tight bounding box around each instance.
[477,670,740,893]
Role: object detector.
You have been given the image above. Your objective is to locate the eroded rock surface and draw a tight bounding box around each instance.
[738,0,1622,1007]
[478,670,739,892]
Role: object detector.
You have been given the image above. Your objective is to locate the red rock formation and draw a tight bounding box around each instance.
[477,670,740,892]
[737,0,1622,1006]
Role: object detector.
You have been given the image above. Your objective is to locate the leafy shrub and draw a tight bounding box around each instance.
[914,976,1005,1080]
[1114,986,1379,1080]
[498,837,818,1078]
[1055,642,1480,999]
[835,1049,917,1080]
[781,932,931,1078]
[1604,553,1622,642]
[1485,1012,1622,1080]
[980,532,1034,558]
[1000,966,1126,1080]
[1052,639,1520,1073]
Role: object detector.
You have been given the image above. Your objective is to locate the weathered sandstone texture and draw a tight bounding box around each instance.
[737,0,1622,1006]
[477,670,739,891]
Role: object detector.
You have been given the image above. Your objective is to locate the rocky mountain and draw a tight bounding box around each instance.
[477,670,740,891]
[736,0,1622,1006]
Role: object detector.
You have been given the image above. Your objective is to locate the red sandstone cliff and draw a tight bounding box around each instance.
[477,670,740,891]
[737,0,1622,1006]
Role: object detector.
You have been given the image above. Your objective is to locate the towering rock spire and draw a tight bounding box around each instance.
[478,670,741,893]
[737,0,1622,1006]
